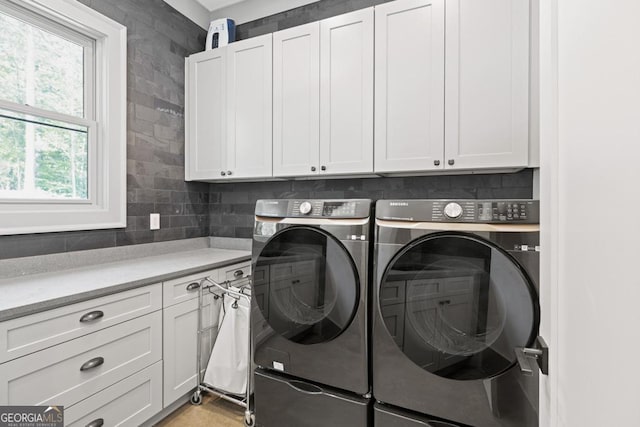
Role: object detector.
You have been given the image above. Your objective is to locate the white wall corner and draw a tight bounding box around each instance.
[210,0,319,25]
[164,0,211,29]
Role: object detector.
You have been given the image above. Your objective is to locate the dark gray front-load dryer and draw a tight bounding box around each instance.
[373,200,541,427]
[252,199,372,394]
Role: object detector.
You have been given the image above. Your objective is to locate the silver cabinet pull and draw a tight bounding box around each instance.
[311,166,316,172]
[320,165,326,171]
[227,170,233,176]
[448,159,455,166]
[220,171,226,176]
[514,336,549,376]
[186,282,200,292]
[86,418,104,427]
[233,270,244,278]
[434,160,440,166]
[80,357,105,372]
[80,310,104,323]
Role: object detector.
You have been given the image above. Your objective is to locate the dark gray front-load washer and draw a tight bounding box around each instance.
[252,199,372,395]
[373,200,541,427]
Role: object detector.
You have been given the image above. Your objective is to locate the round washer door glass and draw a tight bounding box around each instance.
[379,233,538,380]
[254,227,359,345]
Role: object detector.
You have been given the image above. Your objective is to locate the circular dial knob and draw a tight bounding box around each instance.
[299,201,313,215]
[443,202,463,219]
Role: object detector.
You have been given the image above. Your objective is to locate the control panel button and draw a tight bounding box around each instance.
[299,201,313,215]
[443,202,463,219]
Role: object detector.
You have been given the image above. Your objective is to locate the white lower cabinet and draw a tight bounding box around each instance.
[0,311,161,406]
[65,362,163,427]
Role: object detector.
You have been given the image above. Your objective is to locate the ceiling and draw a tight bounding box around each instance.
[193,0,247,12]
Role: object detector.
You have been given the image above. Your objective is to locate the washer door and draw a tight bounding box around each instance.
[255,226,360,345]
[379,232,539,380]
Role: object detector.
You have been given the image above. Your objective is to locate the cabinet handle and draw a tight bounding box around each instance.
[321,165,326,171]
[220,171,226,176]
[233,270,244,278]
[80,356,105,371]
[186,282,200,292]
[448,159,455,166]
[79,310,104,323]
[227,170,233,176]
[311,166,316,172]
[86,418,104,427]
[439,300,451,306]
[434,160,440,166]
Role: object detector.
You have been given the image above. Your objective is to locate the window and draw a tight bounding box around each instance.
[0,0,126,235]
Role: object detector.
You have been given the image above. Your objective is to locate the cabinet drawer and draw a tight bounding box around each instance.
[65,361,162,427]
[0,284,162,363]
[163,270,217,307]
[0,311,162,407]
[220,261,251,282]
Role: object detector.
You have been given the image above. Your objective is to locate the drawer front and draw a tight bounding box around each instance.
[162,269,217,307]
[221,261,251,282]
[0,284,162,363]
[0,311,162,407]
[65,361,162,427]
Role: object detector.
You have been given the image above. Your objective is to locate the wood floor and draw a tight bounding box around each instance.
[156,395,245,427]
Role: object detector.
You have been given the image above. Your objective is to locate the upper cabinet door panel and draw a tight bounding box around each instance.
[374,0,445,173]
[444,0,529,169]
[227,34,273,179]
[185,49,226,180]
[273,22,320,177]
[320,8,374,175]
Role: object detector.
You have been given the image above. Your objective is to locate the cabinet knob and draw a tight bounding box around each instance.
[434,160,440,166]
[321,166,326,171]
[234,270,244,278]
[79,310,104,323]
[227,170,233,176]
[186,282,200,292]
[80,356,105,371]
[86,419,105,427]
[220,171,226,176]
[311,166,316,172]
[448,159,455,166]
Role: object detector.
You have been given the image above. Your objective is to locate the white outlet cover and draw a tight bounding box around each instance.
[150,213,160,230]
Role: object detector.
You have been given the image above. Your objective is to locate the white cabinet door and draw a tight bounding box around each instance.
[444,0,529,169]
[273,22,320,177]
[374,0,445,173]
[162,295,218,407]
[320,8,374,175]
[185,49,227,181]
[226,34,273,179]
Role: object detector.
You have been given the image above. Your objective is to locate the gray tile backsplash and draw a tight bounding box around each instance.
[0,0,208,261]
[209,170,534,239]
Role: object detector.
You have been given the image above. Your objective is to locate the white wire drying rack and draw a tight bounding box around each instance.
[190,274,255,427]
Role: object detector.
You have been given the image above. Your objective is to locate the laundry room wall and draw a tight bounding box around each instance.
[0,0,208,260]
[209,171,534,238]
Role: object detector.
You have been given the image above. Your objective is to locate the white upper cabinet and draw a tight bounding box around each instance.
[226,34,273,179]
[374,0,445,173]
[444,0,530,170]
[273,22,320,177]
[320,8,374,175]
[185,49,226,181]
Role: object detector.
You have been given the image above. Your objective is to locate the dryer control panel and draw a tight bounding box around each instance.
[255,199,372,219]
[377,200,540,223]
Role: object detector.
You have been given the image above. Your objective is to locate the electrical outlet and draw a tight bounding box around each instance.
[150,213,160,230]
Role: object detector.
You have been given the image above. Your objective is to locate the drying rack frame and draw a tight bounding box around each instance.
[190,274,255,427]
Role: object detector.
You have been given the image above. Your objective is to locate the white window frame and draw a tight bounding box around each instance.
[0,0,126,235]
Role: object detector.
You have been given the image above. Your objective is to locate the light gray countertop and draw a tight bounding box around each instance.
[0,247,251,322]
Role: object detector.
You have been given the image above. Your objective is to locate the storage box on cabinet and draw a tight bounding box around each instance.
[0,311,162,407]
[0,284,162,363]
[65,361,163,427]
